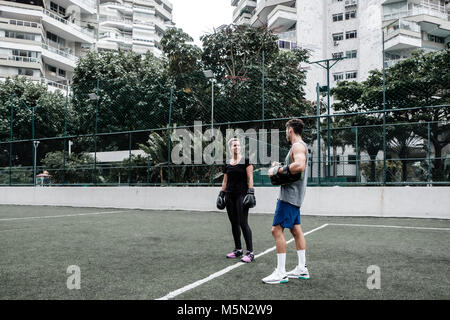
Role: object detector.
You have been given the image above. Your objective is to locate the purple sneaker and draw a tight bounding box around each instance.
[241,251,255,263]
[226,249,243,259]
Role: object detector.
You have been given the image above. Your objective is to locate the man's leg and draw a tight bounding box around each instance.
[287,224,309,279]
[262,225,289,284]
[272,225,286,273]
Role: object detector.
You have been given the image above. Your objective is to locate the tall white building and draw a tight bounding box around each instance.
[0,0,174,93]
[231,0,298,52]
[233,0,450,101]
[98,0,174,56]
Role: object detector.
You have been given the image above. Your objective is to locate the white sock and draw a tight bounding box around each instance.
[297,250,306,269]
[276,253,286,273]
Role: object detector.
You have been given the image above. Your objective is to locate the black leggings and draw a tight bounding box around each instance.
[225,193,253,252]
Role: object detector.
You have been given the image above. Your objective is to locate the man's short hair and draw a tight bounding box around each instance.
[286,119,305,136]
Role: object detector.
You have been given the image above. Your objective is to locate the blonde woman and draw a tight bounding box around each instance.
[217,138,255,263]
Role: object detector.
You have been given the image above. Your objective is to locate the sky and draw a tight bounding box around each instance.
[169,0,234,47]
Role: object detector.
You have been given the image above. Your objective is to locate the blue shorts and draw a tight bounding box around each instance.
[272,200,301,229]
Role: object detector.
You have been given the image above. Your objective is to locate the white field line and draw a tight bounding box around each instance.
[156,223,329,300]
[328,223,450,231]
[0,210,131,222]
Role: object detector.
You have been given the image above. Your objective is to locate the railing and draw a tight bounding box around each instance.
[72,0,97,10]
[43,9,95,38]
[41,43,77,61]
[99,15,133,25]
[41,78,68,91]
[384,4,448,21]
[7,19,40,29]
[8,55,39,63]
[101,1,133,10]
[385,18,421,39]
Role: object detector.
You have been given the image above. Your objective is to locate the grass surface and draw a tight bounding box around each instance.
[0,205,449,300]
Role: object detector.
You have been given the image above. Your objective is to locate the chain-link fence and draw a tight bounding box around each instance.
[0,50,448,187]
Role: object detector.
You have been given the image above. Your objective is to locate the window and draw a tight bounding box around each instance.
[348,155,357,164]
[333,33,344,41]
[47,64,57,73]
[58,6,65,16]
[346,50,357,59]
[345,10,356,20]
[50,2,58,13]
[58,69,66,78]
[278,40,290,49]
[333,73,344,81]
[428,34,444,44]
[18,68,34,76]
[346,30,357,39]
[5,31,35,41]
[332,52,344,59]
[346,71,357,79]
[332,13,343,22]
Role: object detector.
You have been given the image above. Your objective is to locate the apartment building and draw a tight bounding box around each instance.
[233,0,449,182]
[0,0,97,92]
[0,0,174,92]
[231,0,298,52]
[98,0,174,56]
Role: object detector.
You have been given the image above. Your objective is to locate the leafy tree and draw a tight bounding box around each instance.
[40,151,97,184]
[331,49,450,182]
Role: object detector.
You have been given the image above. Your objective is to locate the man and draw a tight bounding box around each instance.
[262,119,309,284]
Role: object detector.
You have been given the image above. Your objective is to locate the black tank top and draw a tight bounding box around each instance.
[223,158,251,195]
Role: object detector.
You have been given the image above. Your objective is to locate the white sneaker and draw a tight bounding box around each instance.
[262,268,289,284]
[286,265,310,280]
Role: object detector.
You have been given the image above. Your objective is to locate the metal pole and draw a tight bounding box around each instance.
[94,79,99,185]
[9,95,13,186]
[211,80,214,186]
[382,30,387,185]
[355,126,359,183]
[326,60,331,180]
[128,132,132,185]
[427,122,431,184]
[63,85,68,185]
[316,83,321,186]
[167,86,173,185]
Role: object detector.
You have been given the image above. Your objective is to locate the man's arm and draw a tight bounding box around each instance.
[277,143,306,175]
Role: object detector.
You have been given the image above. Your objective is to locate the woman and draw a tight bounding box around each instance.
[219,138,255,263]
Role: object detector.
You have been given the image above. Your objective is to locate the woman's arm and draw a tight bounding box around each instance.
[246,165,254,189]
[222,174,227,191]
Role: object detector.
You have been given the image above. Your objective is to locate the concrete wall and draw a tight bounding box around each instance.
[0,186,449,219]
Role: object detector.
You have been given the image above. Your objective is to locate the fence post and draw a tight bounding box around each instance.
[128,132,132,186]
[167,86,173,186]
[382,29,387,185]
[427,122,431,184]
[93,79,99,185]
[316,83,321,186]
[355,126,359,183]
[9,95,14,186]
[63,85,68,185]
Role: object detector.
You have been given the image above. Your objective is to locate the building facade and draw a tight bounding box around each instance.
[0,0,173,92]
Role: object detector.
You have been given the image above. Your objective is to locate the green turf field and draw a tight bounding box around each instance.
[0,205,449,300]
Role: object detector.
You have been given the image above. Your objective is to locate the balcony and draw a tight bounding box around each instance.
[99,15,133,30]
[42,9,95,43]
[101,1,133,14]
[383,1,449,21]
[384,18,422,51]
[231,0,240,6]
[41,43,77,70]
[232,0,257,23]
[267,5,296,33]
[69,0,97,14]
